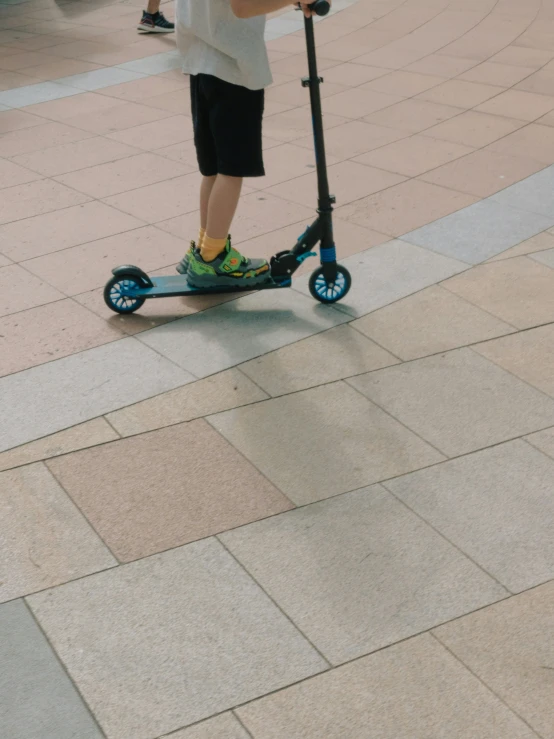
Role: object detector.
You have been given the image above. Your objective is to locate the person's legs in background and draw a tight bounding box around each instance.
[138,0,174,33]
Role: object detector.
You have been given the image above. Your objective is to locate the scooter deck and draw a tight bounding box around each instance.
[132,274,292,299]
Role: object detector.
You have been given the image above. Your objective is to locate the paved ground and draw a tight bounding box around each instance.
[1,0,554,737]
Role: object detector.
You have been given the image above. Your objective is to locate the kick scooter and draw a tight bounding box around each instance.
[104,0,352,315]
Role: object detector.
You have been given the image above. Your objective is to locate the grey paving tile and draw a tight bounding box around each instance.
[435,582,554,739]
[526,426,554,458]
[295,240,468,318]
[237,634,537,739]
[348,348,554,457]
[0,337,193,452]
[210,382,444,505]
[118,51,182,75]
[163,713,250,739]
[0,82,82,109]
[138,289,349,378]
[403,200,553,264]
[221,487,505,664]
[491,165,554,218]
[27,539,326,739]
[0,599,103,739]
[57,68,147,92]
[386,440,554,593]
[0,463,115,602]
[531,246,554,268]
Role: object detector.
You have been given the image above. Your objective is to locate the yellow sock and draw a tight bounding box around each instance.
[201,235,227,262]
[198,227,206,251]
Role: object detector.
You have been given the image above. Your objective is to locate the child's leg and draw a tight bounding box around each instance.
[202,175,243,261]
[199,175,216,251]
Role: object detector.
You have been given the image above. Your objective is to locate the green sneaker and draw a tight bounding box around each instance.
[187,238,271,288]
[176,241,196,275]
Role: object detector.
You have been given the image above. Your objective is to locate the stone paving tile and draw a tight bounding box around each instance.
[386,440,554,593]
[48,420,293,562]
[0,418,119,472]
[0,263,63,317]
[487,231,554,261]
[403,200,552,264]
[0,108,44,134]
[23,225,187,296]
[365,98,464,133]
[474,324,554,399]
[476,89,554,122]
[0,298,124,377]
[322,87,403,119]
[0,200,144,262]
[104,171,200,223]
[296,240,467,318]
[525,427,554,459]
[418,80,503,108]
[422,110,524,148]
[491,165,554,218]
[236,633,536,739]
[210,382,443,506]
[107,113,193,150]
[0,120,93,158]
[0,178,90,226]
[294,119,407,160]
[0,81,81,108]
[355,135,473,177]
[0,599,104,739]
[362,70,444,97]
[336,180,476,237]
[62,99,173,135]
[488,123,554,163]
[164,714,250,739]
[23,91,124,122]
[27,539,327,739]
[352,285,515,361]
[262,106,348,142]
[138,288,349,378]
[222,487,505,664]
[420,149,546,198]
[531,247,554,268]
[348,348,554,458]
[0,156,42,188]
[0,337,192,452]
[442,257,554,328]
[459,61,536,87]
[434,582,554,739]
[239,324,399,396]
[106,368,267,437]
[0,463,116,602]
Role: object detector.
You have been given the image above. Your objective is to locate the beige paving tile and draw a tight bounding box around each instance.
[387,437,554,592]
[27,539,326,739]
[107,114,193,150]
[262,106,348,142]
[0,264,63,317]
[0,179,90,226]
[322,88,402,119]
[353,285,514,361]
[435,583,554,738]
[418,80,503,108]
[0,157,42,189]
[47,421,293,562]
[442,257,554,329]
[355,135,473,177]
[321,61,389,86]
[142,89,191,115]
[406,53,477,78]
[23,226,187,296]
[474,324,554,398]
[0,201,144,262]
[0,418,119,472]
[0,299,124,377]
[476,89,554,122]
[423,110,524,148]
[237,634,536,738]
[488,123,554,163]
[239,325,399,396]
[222,488,505,664]
[210,382,444,506]
[294,119,407,160]
[488,230,554,261]
[362,70,444,97]
[517,70,554,97]
[11,136,141,177]
[459,61,536,87]
[0,108,44,134]
[63,100,171,135]
[267,160,405,208]
[420,148,546,197]
[0,121,93,158]
[349,348,554,457]
[489,45,554,68]
[22,58,102,81]
[0,70,43,90]
[55,152,188,198]
[525,426,554,458]
[23,91,124,122]
[98,74,185,102]
[0,463,116,602]
[336,180,476,237]
[164,714,250,739]
[0,50,60,71]
[106,368,268,437]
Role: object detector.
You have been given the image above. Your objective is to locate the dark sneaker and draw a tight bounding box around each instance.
[137,10,175,33]
[176,242,195,275]
[187,238,270,288]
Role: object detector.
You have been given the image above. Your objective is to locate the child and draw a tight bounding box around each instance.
[175,0,316,287]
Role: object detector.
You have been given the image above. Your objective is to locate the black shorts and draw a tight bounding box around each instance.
[190,73,265,178]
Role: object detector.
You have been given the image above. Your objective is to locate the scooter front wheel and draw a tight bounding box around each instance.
[104,275,145,314]
[309,265,351,304]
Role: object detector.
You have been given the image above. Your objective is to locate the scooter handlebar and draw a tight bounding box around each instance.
[305,1,331,17]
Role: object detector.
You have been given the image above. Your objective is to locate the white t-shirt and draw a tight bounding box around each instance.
[176,0,273,91]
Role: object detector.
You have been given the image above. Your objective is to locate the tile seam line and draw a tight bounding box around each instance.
[430,631,546,739]
[21,598,109,739]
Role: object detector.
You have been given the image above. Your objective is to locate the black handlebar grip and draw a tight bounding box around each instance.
[309,0,331,16]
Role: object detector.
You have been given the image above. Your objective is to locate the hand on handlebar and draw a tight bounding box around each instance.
[297,1,331,18]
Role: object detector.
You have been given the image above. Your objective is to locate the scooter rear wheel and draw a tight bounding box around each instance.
[104,275,145,314]
[309,265,351,304]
